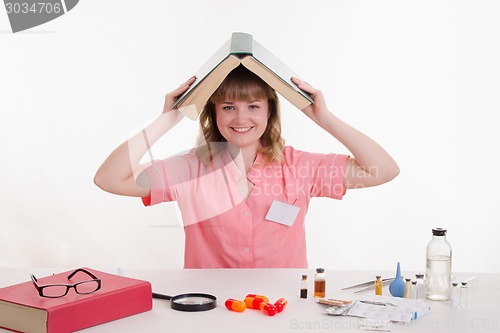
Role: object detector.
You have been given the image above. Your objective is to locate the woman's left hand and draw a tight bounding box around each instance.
[291,77,330,123]
[291,77,400,189]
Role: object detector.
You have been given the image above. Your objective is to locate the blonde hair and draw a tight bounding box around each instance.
[195,66,285,164]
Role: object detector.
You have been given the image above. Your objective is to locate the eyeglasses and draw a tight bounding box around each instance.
[31,268,101,298]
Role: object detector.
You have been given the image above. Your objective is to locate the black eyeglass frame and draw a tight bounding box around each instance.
[31,268,102,298]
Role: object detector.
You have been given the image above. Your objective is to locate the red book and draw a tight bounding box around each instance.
[0,267,152,333]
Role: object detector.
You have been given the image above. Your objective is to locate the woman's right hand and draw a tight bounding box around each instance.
[94,76,197,197]
[162,76,197,114]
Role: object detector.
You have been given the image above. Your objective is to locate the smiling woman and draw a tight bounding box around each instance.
[94,62,399,269]
[216,98,268,162]
[197,66,283,171]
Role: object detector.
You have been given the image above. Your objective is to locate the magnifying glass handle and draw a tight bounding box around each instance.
[152,292,172,300]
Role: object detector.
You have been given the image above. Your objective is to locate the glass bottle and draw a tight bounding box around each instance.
[415,273,426,300]
[460,282,468,307]
[426,228,452,301]
[411,281,418,299]
[375,275,382,296]
[300,275,308,299]
[450,282,459,308]
[314,268,326,298]
[404,278,412,298]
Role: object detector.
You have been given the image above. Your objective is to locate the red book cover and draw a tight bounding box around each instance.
[0,267,152,333]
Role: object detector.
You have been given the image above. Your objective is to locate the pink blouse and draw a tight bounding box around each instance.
[141,146,349,268]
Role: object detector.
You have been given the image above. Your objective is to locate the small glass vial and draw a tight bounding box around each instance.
[404,278,412,298]
[415,273,426,300]
[450,282,459,308]
[375,275,382,295]
[411,281,418,299]
[314,268,326,298]
[460,282,468,307]
[300,275,308,299]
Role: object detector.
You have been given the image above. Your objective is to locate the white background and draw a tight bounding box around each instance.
[0,0,498,273]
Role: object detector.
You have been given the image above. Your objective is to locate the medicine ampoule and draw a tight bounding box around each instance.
[375,276,383,295]
[460,282,468,307]
[411,281,418,299]
[404,278,412,298]
[314,268,326,298]
[415,274,426,300]
[300,275,308,299]
[450,282,459,308]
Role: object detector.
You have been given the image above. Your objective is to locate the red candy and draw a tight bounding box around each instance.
[225,298,246,312]
[274,298,288,313]
[259,301,277,316]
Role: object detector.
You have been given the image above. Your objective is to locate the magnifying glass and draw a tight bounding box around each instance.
[153,292,217,312]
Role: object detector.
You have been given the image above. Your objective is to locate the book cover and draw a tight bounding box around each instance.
[0,268,152,333]
[173,32,313,120]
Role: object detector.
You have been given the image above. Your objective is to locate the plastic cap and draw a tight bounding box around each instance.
[316,268,325,273]
[302,274,307,279]
[432,228,447,236]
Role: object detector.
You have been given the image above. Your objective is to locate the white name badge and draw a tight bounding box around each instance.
[265,200,300,227]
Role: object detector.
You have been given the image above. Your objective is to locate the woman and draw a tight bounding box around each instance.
[94,66,399,268]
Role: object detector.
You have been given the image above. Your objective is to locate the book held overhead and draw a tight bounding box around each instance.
[173,32,313,120]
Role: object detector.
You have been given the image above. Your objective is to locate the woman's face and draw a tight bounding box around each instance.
[215,98,269,151]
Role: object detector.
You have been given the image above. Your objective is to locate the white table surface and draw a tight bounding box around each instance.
[1,268,498,333]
